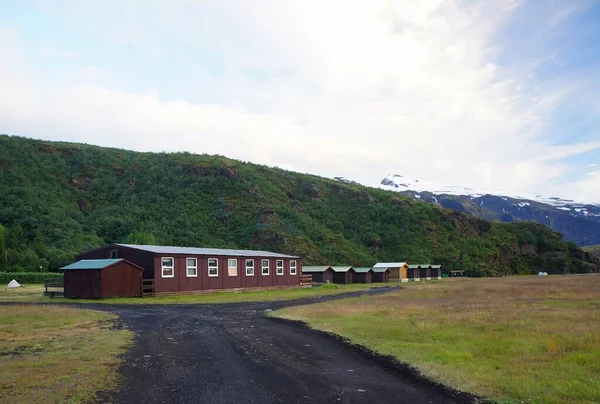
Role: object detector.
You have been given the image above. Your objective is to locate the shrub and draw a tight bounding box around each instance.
[315,283,340,290]
[0,272,63,284]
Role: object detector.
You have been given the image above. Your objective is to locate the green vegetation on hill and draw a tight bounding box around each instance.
[582,245,600,260]
[0,135,597,275]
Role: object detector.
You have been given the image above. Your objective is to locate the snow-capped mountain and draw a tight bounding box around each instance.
[376,174,600,246]
[380,174,598,208]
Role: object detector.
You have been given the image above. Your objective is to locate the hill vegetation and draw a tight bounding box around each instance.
[582,245,600,259]
[0,135,597,276]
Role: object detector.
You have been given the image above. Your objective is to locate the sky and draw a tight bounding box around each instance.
[1,0,599,203]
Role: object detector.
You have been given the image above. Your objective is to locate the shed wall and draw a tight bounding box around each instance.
[372,272,389,283]
[354,272,372,284]
[101,262,143,298]
[389,265,408,282]
[64,270,101,299]
[430,268,441,278]
[306,269,334,284]
[333,271,353,284]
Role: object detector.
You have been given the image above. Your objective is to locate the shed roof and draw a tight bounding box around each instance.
[302,266,332,273]
[408,264,420,269]
[61,259,125,271]
[115,244,299,258]
[353,267,373,273]
[373,262,407,268]
[372,267,391,273]
[330,266,354,273]
[431,265,442,269]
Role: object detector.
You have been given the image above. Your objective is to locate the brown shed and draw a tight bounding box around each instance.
[331,266,355,284]
[371,267,390,283]
[352,267,373,284]
[430,265,442,279]
[407,265,420,280]
[418,264,431,279]
[76,244,302,295]
[302,266,334,284]
[61,259,143,299]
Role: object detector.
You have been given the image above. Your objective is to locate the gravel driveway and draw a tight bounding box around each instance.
[95,288,478,404]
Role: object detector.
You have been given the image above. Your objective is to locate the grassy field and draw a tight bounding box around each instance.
[0,283,388,304]
[274,276,600,403]
[0,305,132,403]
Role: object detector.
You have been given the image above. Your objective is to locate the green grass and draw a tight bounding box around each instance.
[0,305,132,403]
[0,283,388,304]
[274,276,600,404]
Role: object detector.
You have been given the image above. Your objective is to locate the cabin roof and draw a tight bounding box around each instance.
[61,259,124,270]
[372,267,391,273]
[373,262,407,268]
[330,266,354,273]
[301,266,332,273]
[115,244,299,258]
[352,267,373,273]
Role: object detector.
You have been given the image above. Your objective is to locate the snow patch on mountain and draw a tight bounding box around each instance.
[378,174,599,208]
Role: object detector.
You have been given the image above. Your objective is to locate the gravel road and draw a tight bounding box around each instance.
[95,288,478,404]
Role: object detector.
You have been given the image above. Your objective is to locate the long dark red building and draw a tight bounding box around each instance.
[76,244,302,295]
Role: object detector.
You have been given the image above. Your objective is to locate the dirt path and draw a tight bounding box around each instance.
[96,288,477,404]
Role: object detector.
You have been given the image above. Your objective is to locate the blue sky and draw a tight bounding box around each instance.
[1,0,599,202]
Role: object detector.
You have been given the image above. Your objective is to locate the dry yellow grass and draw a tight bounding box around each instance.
[0,305,132,404]
[275,276,600,403]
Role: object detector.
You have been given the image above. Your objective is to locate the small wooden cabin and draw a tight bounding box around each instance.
[407,264,420,280]
[331,266,355,284]
[353,267,373,284]
[302,266,334,284]
[374,262,408,282]
[418,264,431,279]
[430,265,442,279]
[371,267,390,283]
[61,259,144,299]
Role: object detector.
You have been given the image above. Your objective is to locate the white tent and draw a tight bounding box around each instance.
[7,279,21,288]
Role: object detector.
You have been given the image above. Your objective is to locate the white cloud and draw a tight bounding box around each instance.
[0,0,599,202]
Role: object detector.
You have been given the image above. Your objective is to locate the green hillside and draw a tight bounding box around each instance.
[0,135,597,276]
[582,245,600,259]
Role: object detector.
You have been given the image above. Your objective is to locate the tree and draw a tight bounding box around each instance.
[0,224,7,271]
[123,231,157,245]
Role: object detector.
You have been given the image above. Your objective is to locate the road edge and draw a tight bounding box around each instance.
[266,315,494,404]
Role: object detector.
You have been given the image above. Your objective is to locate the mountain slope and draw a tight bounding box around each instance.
[380,174,600,246]
[0,135,597,276]
[582,246,600,260]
